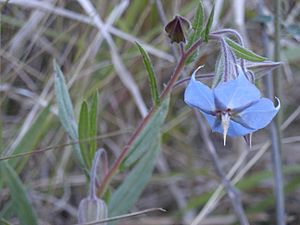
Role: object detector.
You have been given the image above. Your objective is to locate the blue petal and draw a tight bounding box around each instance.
[202,112,254,136]
[213,70,261,110]
[184,71,215,114]
[234,97,280,130]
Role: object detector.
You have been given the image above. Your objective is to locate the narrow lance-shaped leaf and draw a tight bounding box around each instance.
[202,4,215,42]
[89,92,98,161]
[0,218,11,225]
[185,1,205,64]
[10,106,51,172]
[136,42,160,106]
[1,162,37,225]
[225,38,267,62]
[79,101,91,168]
[123,96,170,167]
[108,142,159,221]
[53,60,84,167]
[246,61,281,79]
[212,53,224,88]
[108,97,170,221]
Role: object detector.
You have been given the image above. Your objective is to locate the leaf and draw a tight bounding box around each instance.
[0,118,3,155]
[9,106,51,171]
[186,1,204,48]
[202,4,215,42]
[108,97,170,220]
[108,142,159,221]
[0,217,11,225]
[1,162,37,225]
[185,1,205,64]
[89,92,98,161]
[123,96,169,167]
[136,42,160,106]
[53,60,84,167]
[246,61,281,79]
[212,53,224,88]
[79,101,90,168]
[225,38,267,62]
[252,15,272,24]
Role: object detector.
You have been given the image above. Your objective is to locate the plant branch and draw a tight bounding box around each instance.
[97,38,203,196]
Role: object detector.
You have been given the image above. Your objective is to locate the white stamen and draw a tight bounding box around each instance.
[221,112,230,146]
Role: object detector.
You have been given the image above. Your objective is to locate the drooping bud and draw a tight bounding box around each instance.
[221,112,230,146]
[78,149,108,224]
[165,15,190,43]
[78,197,108,224]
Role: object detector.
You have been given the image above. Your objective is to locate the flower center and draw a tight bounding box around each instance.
[221,111,231,146]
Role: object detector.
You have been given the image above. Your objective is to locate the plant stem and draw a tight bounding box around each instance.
[258,0,285,224]
[97,39,203,196]
[273,0,285,223]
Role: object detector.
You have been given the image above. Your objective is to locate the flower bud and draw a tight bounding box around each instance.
[78,197,108,224]
[165,15,190,43]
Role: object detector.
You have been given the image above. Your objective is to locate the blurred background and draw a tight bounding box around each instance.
[1,0,300,224]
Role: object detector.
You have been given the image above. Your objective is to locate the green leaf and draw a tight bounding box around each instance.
[0,217,11,225]
[202,4,215,42]
[89,92,98,161]
[9,106,52,171]
[123,96,169,167]
[108,97,170,219]
[252,15,272,24]
[0,118,3,155]
[108,142,159,220]
[1,162,37,225]
[225,38,266,62]
[246,61,281,79]
[185,1,205,64]
[79,101,90,168]
[53,60,84,167]
[136,42,160,106]
[212,53,224,88]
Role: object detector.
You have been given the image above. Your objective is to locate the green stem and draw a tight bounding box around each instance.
[272,0,285,224]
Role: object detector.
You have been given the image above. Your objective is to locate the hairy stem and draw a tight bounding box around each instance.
[211,29,246,71]
[97,38,203,196]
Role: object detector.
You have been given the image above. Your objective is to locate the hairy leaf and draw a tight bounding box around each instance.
[1,162,37,225]
[53,60,84,167]
[225,38,266,62]
[185,1,205,64]
[108,97,170,220]
[79,101,90,168]
[136,42,160,106]
[203,4,215,42]
[89,92,98,161]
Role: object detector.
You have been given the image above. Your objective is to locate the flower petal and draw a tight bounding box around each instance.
[214,69,261,110]
[184,71,215,114]
[202,112,254,136]
[234,97,280,130]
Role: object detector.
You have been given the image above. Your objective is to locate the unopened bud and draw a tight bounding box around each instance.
[165,15,190,43]
[78,197,108,224]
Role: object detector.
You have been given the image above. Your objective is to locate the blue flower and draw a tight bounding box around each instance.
[184,67,280,145]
